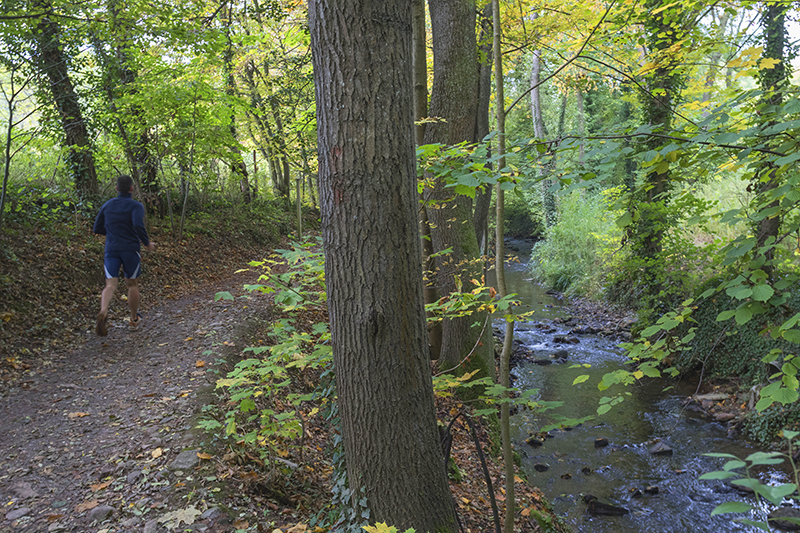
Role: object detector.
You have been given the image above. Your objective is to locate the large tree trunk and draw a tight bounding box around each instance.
[424,0,494,378]
[32,0,98,198]
[308,1,457,530]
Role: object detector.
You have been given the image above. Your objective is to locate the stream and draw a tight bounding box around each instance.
[496,239,790,533]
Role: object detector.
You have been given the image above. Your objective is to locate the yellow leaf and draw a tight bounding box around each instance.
[633,370,644,380]
[456,369,480,382]
[195,360,206,368]
[461,497,470,504]
[184,337,193,342]
[151,448,163,459]
[0,311,13,322]
[522,507,531,517]
[759,58,781,70]
[197,452,212,460]
[68,412,90,419]
[514,475,524,483]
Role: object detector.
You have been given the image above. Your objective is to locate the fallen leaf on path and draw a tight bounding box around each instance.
[184,337,193,341]
[521,508,531,517]
[151,448,163,459]
[233,520,249,529]
[195,360,206,368]
[68,412,90,419]
[46,514,64,522]
[90,480,111,491]
[158,506,202,528]
[287,524,307,533]
[197,452,212,460]
[75,500,98,512]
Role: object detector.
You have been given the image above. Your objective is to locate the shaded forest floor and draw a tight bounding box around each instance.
[0,214,573,532]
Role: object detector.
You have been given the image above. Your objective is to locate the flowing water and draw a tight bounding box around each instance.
[497,240,790,533]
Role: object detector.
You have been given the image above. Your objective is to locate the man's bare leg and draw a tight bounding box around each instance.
[97,277,118,336]
[126,277,141,325]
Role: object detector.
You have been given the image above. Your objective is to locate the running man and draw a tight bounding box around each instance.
[93,175,156,336]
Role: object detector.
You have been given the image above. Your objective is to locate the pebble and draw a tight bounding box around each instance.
[127,469,143,483]
[649,441,673,456]
[88,504,115,522]
[169,449,200,470]
[6,507,31,521]
[594,438,609,448]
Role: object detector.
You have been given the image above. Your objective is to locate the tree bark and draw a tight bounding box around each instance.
[424,0,494,378]
[473,3,493,256]
[530,29,556,228]
[32,0,98,198]
[754,1,787,278]
[308,2,457,530]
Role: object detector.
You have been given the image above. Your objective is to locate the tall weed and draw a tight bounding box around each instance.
[528,190,619,298]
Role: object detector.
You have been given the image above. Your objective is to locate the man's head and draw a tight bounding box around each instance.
[117,175,134,194]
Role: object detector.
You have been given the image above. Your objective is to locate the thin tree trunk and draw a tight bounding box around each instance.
[492,3,515,531]
[701,9,730,117]
[473,3,493,257]
[309,2,458,529]
[530,27,556,227]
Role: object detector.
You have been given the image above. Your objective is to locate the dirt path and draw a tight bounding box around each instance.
[0,275,272,533]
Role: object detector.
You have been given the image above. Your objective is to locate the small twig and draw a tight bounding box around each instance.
[434,313,491,376]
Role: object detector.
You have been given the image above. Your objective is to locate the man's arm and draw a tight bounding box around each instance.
[131,203,151,247]
[92,206,106,235]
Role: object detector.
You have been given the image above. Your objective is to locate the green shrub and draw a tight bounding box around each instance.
[675,277,800,386]
[528,190,618,297]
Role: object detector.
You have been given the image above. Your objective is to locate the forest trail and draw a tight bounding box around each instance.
[0,272,272,533]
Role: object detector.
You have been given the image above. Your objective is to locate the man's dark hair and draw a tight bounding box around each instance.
[117,175,134,193]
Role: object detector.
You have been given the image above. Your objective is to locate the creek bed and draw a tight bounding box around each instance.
[496,239,790,532]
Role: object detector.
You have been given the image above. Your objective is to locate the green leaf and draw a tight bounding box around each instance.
[745,451,785,466]
[616,212,633,228]
[735,305,754,325]
[699,471,739,480]
[735,519,770,531]
[754,482,797,505]
[751,284,775,302]
[710,501,754,516]
[783,329,800,344]
[214,291,234,301]
[572,375,590,385]
[717,310,736,322]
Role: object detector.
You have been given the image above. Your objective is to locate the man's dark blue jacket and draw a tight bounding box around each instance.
[93,192,151,252]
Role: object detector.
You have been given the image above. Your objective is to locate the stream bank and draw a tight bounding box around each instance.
[498,238,793,533]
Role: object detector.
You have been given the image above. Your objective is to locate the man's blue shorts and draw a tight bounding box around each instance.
[104,251,142,280]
